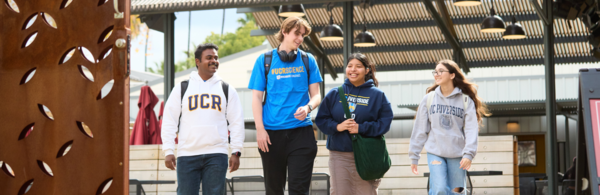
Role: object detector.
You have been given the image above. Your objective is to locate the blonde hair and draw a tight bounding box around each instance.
[275,17,312,42]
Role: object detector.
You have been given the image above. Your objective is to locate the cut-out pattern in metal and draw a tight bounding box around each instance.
[56,140,74,158]
[1,0,129,193]
[20,67,36,85]
[17,123,35,140]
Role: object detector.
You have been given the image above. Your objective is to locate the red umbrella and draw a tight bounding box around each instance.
[153,101,164,144]
[130,85,159,145]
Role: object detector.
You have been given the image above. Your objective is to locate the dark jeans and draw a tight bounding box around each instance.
[177,153,228,195]
[259,125,318,195]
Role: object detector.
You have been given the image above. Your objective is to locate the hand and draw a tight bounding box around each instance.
[411,164,419,175]
[256,129,271,152]
[336,119,356,132]
[348,123,359,134]
[459,158,472,170]
[165,155,176,170]
[293,106,310,121]
[229,155,240,173]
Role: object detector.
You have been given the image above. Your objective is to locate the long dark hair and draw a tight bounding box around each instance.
[347,53,378,87]
[426,59,491,124]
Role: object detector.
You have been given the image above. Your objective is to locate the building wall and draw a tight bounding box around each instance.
[516,135,547,174]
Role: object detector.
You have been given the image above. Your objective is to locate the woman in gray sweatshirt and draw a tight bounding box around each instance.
[408,60,490,195]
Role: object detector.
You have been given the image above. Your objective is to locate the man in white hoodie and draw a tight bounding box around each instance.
[161,43,245,195]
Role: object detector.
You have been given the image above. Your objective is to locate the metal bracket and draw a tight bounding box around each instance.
[114,0,124,18]
[422,0,469,73]
[529,0,550,25]
[359,0,372,9]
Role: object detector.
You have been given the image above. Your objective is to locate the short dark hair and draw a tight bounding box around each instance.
[194,43,219,61]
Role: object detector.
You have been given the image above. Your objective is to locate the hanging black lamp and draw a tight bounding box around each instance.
[354,3,375,47]
[320,4,343,41]
[502,0,526,39]
[480,0,506,33]
[278,4,305,17]
[453,0,482,6]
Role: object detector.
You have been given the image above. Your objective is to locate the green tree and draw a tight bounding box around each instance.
[204,13,265,58]
[149,13,265,74]
[148,48,196,74]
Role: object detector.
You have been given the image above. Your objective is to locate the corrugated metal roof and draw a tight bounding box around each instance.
[131,0,352,14]
[249,0,595,71]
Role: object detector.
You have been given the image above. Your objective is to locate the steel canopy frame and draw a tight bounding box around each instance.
[422,0,469,73]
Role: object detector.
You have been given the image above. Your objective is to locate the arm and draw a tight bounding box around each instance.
[226,88,245,173]
[252,90,271,152]
[356,94,393,137]
[161,84,182,157]
[461,99,478,161]
[315,89,341,135]
[408,95,431,165]
[251,90,265,132]
[248,54,271,152]
[294,83,321,121]
[307,83,321,111]
[306,53,323,111]
[226,88,245,153]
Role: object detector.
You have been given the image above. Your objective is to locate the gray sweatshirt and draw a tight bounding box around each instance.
[408,86,478,165]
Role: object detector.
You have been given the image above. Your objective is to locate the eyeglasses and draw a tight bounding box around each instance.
[432,70,449,76]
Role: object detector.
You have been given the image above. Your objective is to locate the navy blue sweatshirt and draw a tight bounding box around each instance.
[315,79,393,152]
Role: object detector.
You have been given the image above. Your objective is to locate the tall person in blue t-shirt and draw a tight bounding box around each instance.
[248,16,323,195]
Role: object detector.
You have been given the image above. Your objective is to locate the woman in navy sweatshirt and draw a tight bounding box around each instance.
[315,53,393,195]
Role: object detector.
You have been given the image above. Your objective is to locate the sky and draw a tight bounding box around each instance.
[130,9,248,73]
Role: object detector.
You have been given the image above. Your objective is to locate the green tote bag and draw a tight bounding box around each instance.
[338,86,391,180]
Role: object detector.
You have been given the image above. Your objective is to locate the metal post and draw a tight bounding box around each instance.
[543,0,558,192]
[164,13,175,100]
[188,11,192,68]
[318,57,326,140]
[565,114,571,167]
[342,1,353,77]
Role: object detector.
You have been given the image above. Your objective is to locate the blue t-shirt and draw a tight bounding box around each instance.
[248,49,323,130]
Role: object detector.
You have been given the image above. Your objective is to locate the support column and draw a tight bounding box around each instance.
[543,0,558,192]
[342,1,353,77]
[164,13,176,100]
[565,114,571,167]
[318,57,326,140]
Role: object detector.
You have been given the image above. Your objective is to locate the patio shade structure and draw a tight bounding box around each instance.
[131,0,597,193]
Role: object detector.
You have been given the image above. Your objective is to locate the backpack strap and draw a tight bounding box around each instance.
[301,51,310,82]
[263,50,273,105]
[178,80,190,133]
[221,81,229,103]
[426,91,435,113]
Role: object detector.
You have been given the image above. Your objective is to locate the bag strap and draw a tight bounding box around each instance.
[178,80,190,133]
[301,51,310,82]
[262,50,273,105]
[338,86,352,119]
[222,81,229,103]
[426,91,435,113]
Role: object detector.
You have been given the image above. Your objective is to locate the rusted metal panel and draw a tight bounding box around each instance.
[0,0,130,194]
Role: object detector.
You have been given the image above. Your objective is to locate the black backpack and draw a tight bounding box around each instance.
[262,50,310,104]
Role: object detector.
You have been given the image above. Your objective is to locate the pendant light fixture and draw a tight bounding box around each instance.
[480,0,506,33]
[502,0,526,39]
[354,1,376,47]
[278,4,306,17]
[320,3,344,41]
[453,0,482,7]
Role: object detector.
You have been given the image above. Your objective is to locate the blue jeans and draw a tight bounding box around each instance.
[427,153,466,195]
[177,153,228,195]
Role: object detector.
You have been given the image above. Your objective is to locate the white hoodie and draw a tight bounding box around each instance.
[161,72,245,157]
